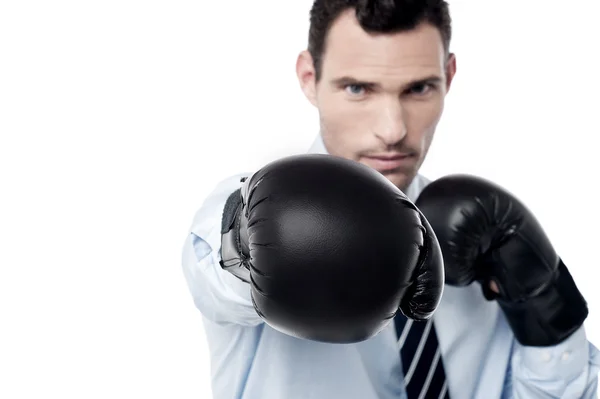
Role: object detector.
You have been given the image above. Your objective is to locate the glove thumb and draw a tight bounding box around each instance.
[399,208,445,320]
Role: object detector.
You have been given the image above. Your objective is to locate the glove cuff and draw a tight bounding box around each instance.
[497,259,588,347]
[219,188,251,283]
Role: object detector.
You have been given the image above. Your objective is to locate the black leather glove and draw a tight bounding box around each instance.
[415,174,588,346]
[219,154,445,343]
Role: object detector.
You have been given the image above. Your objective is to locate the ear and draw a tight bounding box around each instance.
[296,50,318,107]
[444,53,457,93]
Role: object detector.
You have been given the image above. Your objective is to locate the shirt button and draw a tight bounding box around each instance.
[541,351,552,362]
[561,351,571,361]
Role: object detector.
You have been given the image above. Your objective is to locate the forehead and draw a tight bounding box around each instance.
[321,10,446,82]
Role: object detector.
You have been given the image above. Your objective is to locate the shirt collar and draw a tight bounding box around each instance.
[307,133,328,155]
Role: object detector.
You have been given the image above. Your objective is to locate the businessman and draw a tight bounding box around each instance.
[182,1,600,397]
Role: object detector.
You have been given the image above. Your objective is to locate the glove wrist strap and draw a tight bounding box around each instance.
[220,188,251,283]
[497,259,588,347]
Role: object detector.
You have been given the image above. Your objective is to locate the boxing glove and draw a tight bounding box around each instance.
[415,174,588,347]
[220,154,445,343]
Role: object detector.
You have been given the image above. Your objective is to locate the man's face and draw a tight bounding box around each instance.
[297,10,456,191]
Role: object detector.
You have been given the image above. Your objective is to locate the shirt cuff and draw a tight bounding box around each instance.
[516,325,589,380]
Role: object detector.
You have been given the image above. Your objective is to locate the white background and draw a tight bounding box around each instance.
[1,0,599,397]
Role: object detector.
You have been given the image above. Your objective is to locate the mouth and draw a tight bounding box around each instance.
[362,153,414,172]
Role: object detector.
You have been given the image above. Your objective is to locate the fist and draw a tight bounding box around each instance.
[415,174,588,346]
[221,154,445,343]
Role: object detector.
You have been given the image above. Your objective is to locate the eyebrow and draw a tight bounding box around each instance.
[330,75,443,90]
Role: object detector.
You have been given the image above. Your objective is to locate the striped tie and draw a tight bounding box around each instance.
[395,315,450,399]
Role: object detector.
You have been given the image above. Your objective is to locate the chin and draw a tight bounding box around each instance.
[380,170,415,192]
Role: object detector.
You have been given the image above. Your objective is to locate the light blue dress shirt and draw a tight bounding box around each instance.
[181,134,600,399]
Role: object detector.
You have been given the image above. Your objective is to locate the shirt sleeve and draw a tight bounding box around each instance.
[180,172,265,327]
[505,325,600,398]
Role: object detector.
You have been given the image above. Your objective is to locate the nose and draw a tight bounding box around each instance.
[374,98,407,146]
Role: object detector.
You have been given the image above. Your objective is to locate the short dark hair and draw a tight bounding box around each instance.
[308,0,452,80]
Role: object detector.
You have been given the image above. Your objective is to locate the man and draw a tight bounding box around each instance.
[181,1,600,398]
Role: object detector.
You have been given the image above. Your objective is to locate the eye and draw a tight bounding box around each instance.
[408,83,433,96]
[345,84,366,95]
